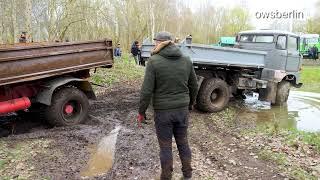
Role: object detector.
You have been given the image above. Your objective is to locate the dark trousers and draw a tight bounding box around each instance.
[154,109,192,180]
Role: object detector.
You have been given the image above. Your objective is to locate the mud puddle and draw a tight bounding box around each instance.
[81,126,121,178]
[240,91,320,132]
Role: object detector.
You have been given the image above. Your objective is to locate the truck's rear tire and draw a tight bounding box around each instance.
[275,81,291,106]
[45,87,89,126]
[197,78,230,112]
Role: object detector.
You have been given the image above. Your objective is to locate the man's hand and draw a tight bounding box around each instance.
[137,114,145,128]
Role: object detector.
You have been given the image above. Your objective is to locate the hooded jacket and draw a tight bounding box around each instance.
[131,43,140,56]
[139,41,198,114]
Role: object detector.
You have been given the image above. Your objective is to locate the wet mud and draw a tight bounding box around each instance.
[0,83,319,179]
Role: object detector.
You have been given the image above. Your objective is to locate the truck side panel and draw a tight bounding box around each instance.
[0,40,113,86]
[141,42,267,68]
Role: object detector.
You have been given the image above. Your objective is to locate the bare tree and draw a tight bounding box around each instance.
[0,0,252,47]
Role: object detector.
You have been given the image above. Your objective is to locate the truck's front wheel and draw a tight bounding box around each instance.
[275,81,291,106]
[197,78,230,112]
[45,87,89,126]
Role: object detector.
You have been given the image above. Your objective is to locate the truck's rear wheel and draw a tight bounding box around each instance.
[197,78,230,112]
[275,81,291,106]
[45,87,89,126]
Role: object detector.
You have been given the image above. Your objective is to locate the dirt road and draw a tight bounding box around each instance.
[0,80,318,179]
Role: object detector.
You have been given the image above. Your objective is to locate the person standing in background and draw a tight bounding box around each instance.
[131,41,140,64]
[114,43,122,58]
[311,45,318,61]
[19,32,27,43]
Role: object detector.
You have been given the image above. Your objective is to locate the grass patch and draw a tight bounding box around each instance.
[298,66,320,93]
[208,107,237,127]
[285,130,320,152]
[91,54,144,86]
[290,167,317,180]
[240,118,320,179]
[246,124,320,153]
[258,149,317,179]
[0,160,7,170]
[258,149,287,165]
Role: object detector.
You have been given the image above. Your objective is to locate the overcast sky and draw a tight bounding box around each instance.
[185,0,318,29]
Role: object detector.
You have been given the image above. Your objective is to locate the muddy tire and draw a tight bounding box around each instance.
[196,78,230,112]
[45,87,89,126]
[275,81,291,106]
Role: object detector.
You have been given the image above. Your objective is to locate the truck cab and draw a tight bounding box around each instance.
[236,30,302,87]
[236,30,303,104]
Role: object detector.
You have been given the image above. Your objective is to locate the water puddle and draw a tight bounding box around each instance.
[240,91,320,132]
[81,126,121,177]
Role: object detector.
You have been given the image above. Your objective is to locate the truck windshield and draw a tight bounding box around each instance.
[240,35,274,43]
[306,38,318,44]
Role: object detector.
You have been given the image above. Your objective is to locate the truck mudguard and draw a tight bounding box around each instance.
[35,77,96,105]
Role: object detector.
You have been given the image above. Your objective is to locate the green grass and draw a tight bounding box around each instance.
[258,149,287,165]
[91,54,144,86]
[298,66,320,93]
[0,160,7,170]
[245,124,320,153]
[258,149,317,179]
[240,116,320,179]
[285,130,320,152]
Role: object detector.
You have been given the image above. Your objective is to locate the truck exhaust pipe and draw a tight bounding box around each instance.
[0,97,31,115]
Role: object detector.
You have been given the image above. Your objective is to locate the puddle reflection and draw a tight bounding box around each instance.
[81,126,121,177]
[240,91,320,132]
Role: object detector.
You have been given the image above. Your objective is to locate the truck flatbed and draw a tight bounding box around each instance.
[141,42,267,68]
[0,40,113,86]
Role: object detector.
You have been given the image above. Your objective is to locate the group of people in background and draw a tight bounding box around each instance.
[114,40,145,66]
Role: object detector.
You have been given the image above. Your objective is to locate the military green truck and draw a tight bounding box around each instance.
[141,30,303,112]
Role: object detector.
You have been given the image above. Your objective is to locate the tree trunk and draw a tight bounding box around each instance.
[10,0,17,44]
[25,0,32,42]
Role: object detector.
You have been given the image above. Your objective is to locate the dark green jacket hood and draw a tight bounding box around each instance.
[158,44,182,59]
[151,41,182,60]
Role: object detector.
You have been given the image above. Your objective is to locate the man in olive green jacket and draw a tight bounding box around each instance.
[138,31,198,180]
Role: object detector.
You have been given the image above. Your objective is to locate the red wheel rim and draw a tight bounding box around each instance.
[64,104,74,114]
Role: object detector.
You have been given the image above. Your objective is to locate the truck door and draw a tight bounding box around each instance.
[286,36,301,72]
[275,35,288,70]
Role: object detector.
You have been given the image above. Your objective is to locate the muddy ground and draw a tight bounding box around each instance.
[0,80,319,179]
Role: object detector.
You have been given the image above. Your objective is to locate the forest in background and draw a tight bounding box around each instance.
[0,0,319,50]
[0,0,252,50]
